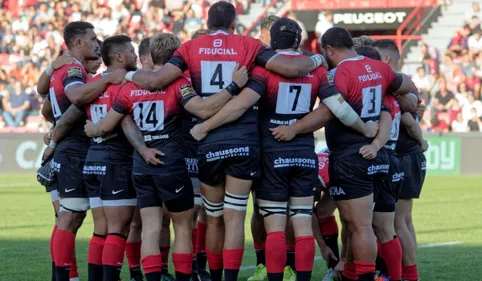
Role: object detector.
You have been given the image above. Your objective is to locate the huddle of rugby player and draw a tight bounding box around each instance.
[36,2,428,281]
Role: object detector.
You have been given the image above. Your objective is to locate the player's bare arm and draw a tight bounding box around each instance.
[264,53,327,78]
[359,111,392,160]
[41,99,54,123]
[120,115,164,166]
[190,87,260,141]
[127,63,182,91]
[84,108,125,137]
[184,65,248,119]
[37,55,73,97]
[391,73,414,97]
[65,69,127,106]
[401,112,428,151]
[397,92,418,113]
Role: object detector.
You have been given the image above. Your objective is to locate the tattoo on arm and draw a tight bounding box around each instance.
[121,115,146,150]
[52,104,86,143]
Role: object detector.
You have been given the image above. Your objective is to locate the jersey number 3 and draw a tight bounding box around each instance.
[361,85,382,119]
[276,82,312,114]
[133,101,164,131]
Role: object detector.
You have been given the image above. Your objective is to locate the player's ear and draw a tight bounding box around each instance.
[383,55,391,65]
[231,20,236,33]
[116,52,124,62]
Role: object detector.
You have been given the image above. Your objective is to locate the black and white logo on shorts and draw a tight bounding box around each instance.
[83,165,107,175]
[329,186,346,196]
[273,157,316,169]
[367,164,389,175]
[185,158,198,174]
[205,147,250,162]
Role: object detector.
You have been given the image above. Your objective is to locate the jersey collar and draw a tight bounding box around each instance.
[72,56,83,66]
[277,51,301,56]
[210,30,229,36]
[337,55,364,67]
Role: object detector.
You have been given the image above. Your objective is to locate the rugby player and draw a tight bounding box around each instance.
[44,21,126,281]
[84,32,249,281]
[189,19,378,281]
[372,39,428,281]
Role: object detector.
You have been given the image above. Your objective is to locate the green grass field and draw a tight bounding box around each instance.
[1,174,481,281]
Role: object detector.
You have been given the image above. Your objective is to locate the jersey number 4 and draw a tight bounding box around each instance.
[133,101,164,131]
[201,61,237,94]
[276,82,312,114]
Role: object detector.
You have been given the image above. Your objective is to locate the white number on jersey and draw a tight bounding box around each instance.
[389,111,401,141]
[201,61,237,94]
[49,88,62,118]
[133,101,164,132]
[276,82,312,114]
[361,85,382,118]
[89,104,108,123]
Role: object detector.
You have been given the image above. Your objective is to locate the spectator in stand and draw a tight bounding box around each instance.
[451,112,469,132]
[431,114,450,132]
[468,15,481,35]
[315,11,333,39]
[447,25,470,57]
[468,31,482,53]
[463,94,482,120]
[455,82,471,107]
[466,2,482,22]
[464,70,481,99]
[1,78,31,127]
[412,66,433,104]
[434,77,456,113]
[460,52,477,75]
[468,108,482,131]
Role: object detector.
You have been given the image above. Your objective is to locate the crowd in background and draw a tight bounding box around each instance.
[0,0,481,133]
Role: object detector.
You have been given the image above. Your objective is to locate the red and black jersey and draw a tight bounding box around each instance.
[84,73,133,164]
[396,84,423,155]
[319,56,403,157]
[247,52,337,152]
[48,60,90,154]
[112,75,197,174]
[383,94,401,151]
[168,31,279,147]
[179,71,199,144]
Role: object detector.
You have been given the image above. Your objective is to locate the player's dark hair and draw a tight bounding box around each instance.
[320,27,353,49]
[371,39,400,60]
[192,29,210,39]
[63,21,95,49]
[207,1,236,30]
[100,35,132,66]
[261,15,280,31]
[352,35,375,49]
[150,33,181,65]
[355,46,381,61]
[139,37,151,57]
[270,18,302,50]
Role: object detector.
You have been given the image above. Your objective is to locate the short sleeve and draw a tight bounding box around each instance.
[169,40,190,72]
[386,69,403,96]
[332,67,350,96]
[62,64,87,90]
[246,66,267,96]
[318,68,341,100]
[246,37,278,67]
[112,85,133,115]
[176,77,198,106]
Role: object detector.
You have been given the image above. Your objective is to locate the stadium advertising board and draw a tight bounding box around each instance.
[424,137,461,175]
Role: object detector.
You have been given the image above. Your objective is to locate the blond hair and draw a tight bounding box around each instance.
[150,33,181,65]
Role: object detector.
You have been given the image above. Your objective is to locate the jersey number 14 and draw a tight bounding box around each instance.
[133,101,164,132]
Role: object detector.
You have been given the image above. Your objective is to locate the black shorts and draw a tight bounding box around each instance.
[52,152,88,198]
[398,152,426,200]
[374,153,403,212]
[256,150,318,202]
[197,144,260,186]
[83,162,136,201]
[132,172,194,213]
[184,142,199,179]
[329,150,389,201]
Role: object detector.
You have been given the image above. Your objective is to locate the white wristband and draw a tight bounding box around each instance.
[45,64,54,77]
[125,71,137,82]
[49,139,57,149]
[311,54,325,68]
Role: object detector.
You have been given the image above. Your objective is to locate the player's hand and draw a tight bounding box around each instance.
[333,260,345,281]
[43,130,53,145]
[364,121,379,138]
[190,123,208,141]
[51,54,73,69]
[421,139,429,152]
[417,103,426,120]
[270,126,297,141]
[232,64,249,87]
[139,146,164,165]
[359,143,378,160]
[84,120,98,137]
[108,69,128,84]
[321,245,338,264]
[42,146,55,161]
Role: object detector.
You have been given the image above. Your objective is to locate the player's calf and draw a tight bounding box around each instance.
[126,206,143,280]
[315,194,340,270]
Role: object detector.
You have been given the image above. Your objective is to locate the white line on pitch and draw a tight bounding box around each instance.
[0,183,35,188]
[418,241,461,248]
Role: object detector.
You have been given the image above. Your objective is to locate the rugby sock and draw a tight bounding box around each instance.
[142,254,162,281]
[402,264,419,281]
[196,221,207,271]
[50,225,58,281]
[343,264,357,281]
[88,234,106,281]
[173,253,193,281]
[318,216,340,269]
[103,234,127,281]
[265,232,286,281]
[286,242,296,271]
[54,230,76,281]
[295,236,315,281]
[69,257,78,280]
[160,246,170,274]
[375,240,388,276]
[126,241,142,279]
[354,261,376,281]
[206,249,223,281]
[192,228,198,258]
[223,248,244,281]
[254,242,266,266]
[381,237,402,281]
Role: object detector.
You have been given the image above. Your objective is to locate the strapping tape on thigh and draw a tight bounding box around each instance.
[288,204,313,218]
[194,194,203,206]
[60,197,90,213]
[258,202,287,217]
[224,192,249,211]
[202,196,224,217]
